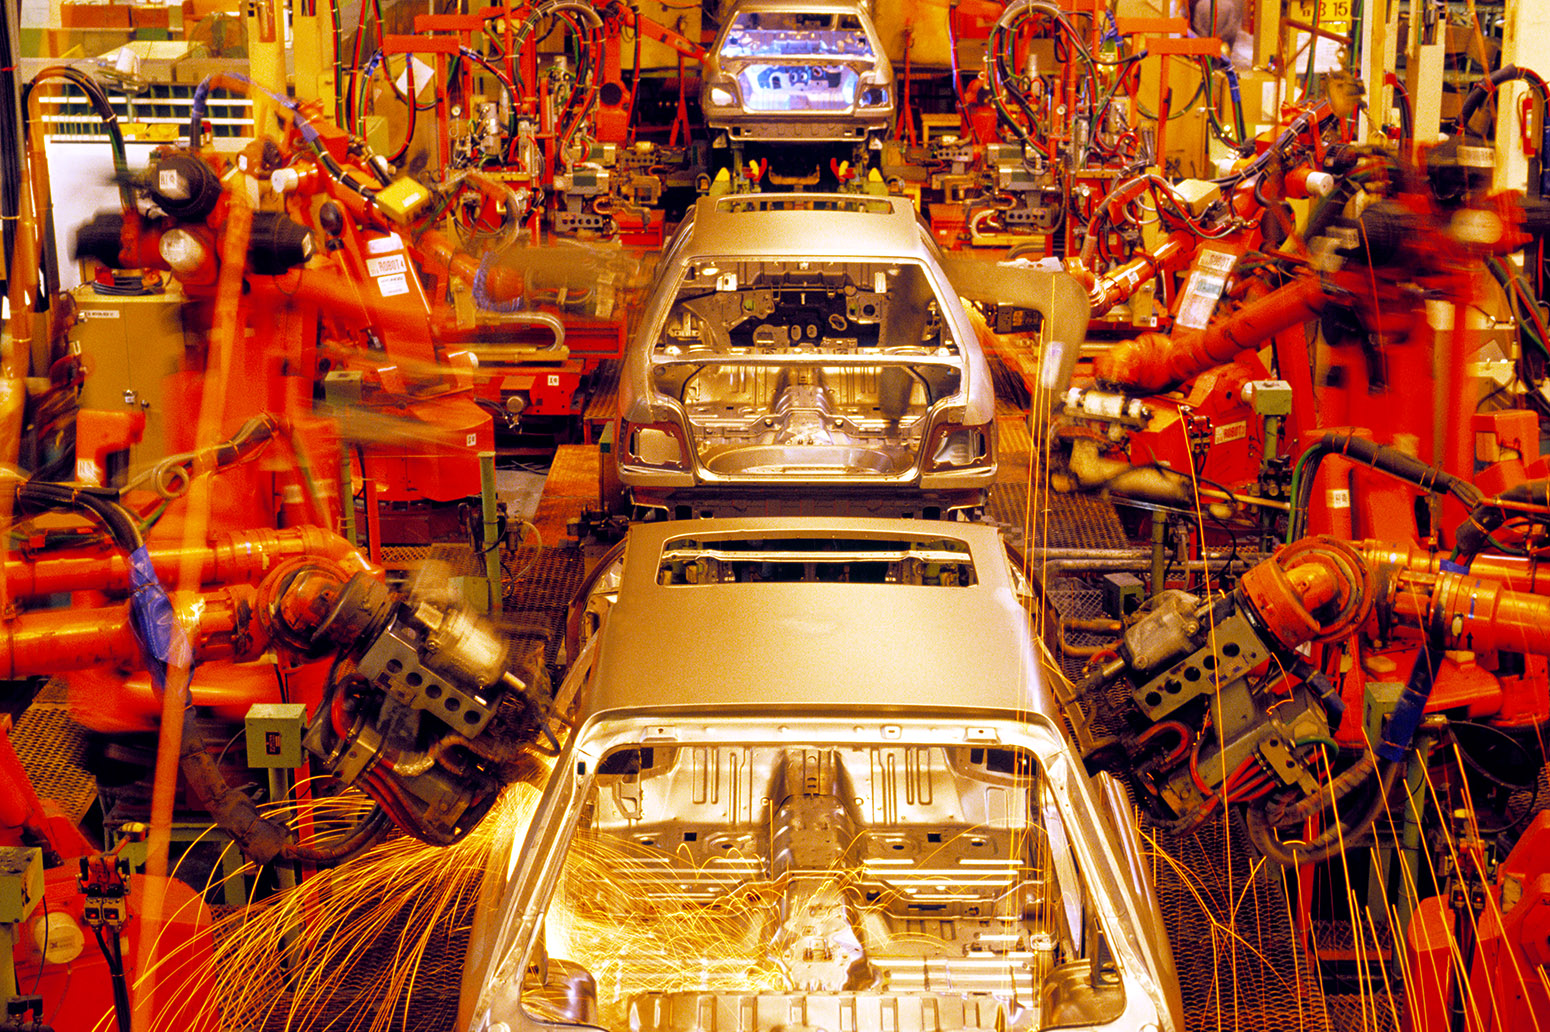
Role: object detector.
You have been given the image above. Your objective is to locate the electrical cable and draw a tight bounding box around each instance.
[1300,0,1321,101]
[1285,431,1483,543]
[352,50,417,163]
[121,413,279,499]
[15,481,143,552]
[1455,480,1550,562]
[279,806,393,864]
[192,72,378,200]
[92,922,132,1032]
[509,519,544,582]
[31,894,46,997]
[22,67,133,209]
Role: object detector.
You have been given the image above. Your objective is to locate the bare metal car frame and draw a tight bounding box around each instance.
[617,194,998,519]
[459,518,1183,1032]
[700,0,895,144]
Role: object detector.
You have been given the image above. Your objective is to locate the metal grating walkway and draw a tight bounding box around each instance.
[11,681,96,823]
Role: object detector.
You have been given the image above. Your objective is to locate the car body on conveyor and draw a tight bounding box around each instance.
[459,517,1182,1032]
[700,0,895,145]
[617,194,997,519]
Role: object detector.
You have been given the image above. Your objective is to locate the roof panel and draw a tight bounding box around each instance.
[587,518,1055,721]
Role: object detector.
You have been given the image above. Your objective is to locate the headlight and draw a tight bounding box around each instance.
[859,87,889,107]
[708,86,736,107]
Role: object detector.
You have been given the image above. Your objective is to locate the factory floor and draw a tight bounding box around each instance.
[14,345,1496,1030]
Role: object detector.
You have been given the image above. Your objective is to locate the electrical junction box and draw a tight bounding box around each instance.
[70,280,189,468]
[1245,380,1295,417]
[1102,572,1146,619]
[375,177,434,224]
[245,703,309,769]
[0,847,43,924]
[323,369,365,407]
[1173,178,1223,217]
[1365,681,1405,749]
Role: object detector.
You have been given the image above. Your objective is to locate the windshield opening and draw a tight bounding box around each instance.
[501,741,1126,1032]
[721,12,874,59]
[658,260,956,355]
[651,260,961,477]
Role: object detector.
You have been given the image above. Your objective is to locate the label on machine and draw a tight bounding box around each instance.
[377,273,410,297]
[365,233,403,255]
[1175,250,1238,330]
[366,255,408,278]
[1213,420,1247,444]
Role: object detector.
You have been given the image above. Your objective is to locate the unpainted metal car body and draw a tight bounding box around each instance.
[459,518,1183,1032]
[700,0,894,144]
[618,194,997,519]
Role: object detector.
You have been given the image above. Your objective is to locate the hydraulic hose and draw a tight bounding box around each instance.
[1287,432,1484,542]
[22,67,133,209]
[279,806,393,864]
[1247,758,1400,865]
[15,481,143,551]
[123,413,278,499]
[178,707,290,864]
[1455,479,1550,561]
[1249,641,1438,864]
[1456,64,1549,132]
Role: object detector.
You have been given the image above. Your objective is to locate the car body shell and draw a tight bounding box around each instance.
[459,518,1183,1032]
[618,194,997,518]
[701,0,895,143]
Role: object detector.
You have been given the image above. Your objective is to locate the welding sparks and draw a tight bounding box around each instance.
[195,781,544,1032]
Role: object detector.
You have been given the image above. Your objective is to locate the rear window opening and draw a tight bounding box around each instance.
[657,535,977,585]
[713,196,893,216]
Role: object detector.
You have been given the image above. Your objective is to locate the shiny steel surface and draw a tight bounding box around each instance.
[618,196,996,516]
[700,0,894,142]
[460,518,1183,1032]
[589,518,1038,716]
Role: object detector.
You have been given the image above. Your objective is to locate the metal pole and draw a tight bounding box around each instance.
[339,447,357,547]
[0,3,24,295]
[480,451,501,614]
[1150,510,1168,593]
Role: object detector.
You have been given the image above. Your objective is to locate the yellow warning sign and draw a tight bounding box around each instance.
[1286,0,1352,32]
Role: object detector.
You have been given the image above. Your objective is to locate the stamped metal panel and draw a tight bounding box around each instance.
[939,257,1093,402]
[587,518,1052,721]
